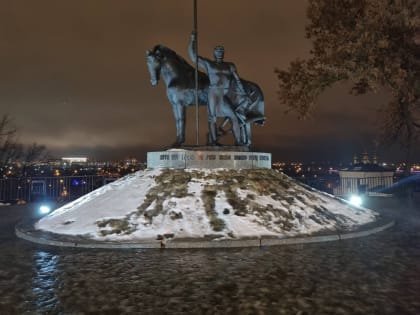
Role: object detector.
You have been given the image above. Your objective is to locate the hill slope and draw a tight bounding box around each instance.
[36,169,377,241]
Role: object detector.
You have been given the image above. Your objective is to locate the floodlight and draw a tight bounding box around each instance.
[349,195,362,207]
[39,205,51,214]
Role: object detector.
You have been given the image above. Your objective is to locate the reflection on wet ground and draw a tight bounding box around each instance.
[1,198,420,314]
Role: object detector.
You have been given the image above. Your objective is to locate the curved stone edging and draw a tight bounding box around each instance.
[15,220,395,249]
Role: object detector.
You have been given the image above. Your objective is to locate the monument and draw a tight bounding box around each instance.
[15,3,390,249]
[146,24,269,169]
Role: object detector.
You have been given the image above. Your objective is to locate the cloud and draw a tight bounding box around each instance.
[0,1,398,161]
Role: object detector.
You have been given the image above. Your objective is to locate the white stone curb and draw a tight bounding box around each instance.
[16,220,395,249]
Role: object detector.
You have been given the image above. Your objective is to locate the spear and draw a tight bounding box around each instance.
[194,0,199,145]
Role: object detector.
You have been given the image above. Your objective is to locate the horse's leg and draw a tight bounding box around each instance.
[239,123,249,146]
[180,106,186,144]
[171,102,185,146]
[244,123,251,146]
[232,116,243,146]
[240,124,246,144]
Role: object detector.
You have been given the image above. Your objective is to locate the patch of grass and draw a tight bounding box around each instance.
[284,196,295,204]
[190,170,206,179]
[211,218,226,232]
[271,193,283,201]
[319,205,328,211]
[309,215,323,225]
[201,185,226,232]
[169,211,183,220]
[246,193,256,200]
[129,168,330,235]
[197,169,307,220]
[144,204,163,221]
[219,182,248,216]
[274,208,294,220]
[135,169,193,224]
[97,218,136,236]
[274,218,294,231]
[295,195,306,203]
[227,197,248,216]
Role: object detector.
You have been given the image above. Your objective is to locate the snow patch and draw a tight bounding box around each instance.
[35,168,378,242]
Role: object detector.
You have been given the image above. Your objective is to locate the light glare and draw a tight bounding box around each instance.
[39,205,51,214]
[349,195,362,207]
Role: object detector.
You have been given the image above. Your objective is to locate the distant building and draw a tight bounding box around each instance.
[62,157,88,165]
[46,159,62,167]
[334,152,394,196]
[124,157,138,166]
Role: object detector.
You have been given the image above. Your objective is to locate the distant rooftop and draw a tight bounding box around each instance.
[62,157,88,163]
[342,163,394,172]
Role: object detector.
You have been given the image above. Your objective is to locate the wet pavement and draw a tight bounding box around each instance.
[1,198,420,314]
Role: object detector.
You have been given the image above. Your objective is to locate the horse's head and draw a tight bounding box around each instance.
[146,48,162,86]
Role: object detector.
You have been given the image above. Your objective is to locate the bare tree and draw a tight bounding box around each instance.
[1,114,47,171]
[0,114,21,165]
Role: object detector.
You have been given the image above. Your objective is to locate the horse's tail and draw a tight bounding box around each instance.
[243,81,265,126]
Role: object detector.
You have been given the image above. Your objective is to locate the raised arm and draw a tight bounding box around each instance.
[189,31,208,70]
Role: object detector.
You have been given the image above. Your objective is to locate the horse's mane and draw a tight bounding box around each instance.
[153,45,195,72]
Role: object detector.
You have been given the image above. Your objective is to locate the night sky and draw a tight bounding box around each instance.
[0,1,410,163]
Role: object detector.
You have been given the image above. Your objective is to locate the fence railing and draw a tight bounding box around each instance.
[0,175,119,203]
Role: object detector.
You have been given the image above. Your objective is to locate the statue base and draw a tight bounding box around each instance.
[147,148,271,170]
[170,145,250,152]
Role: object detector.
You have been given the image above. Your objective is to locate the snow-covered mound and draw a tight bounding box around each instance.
[36,169,378,242]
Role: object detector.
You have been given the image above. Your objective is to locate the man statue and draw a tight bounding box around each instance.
[189,31,249,145]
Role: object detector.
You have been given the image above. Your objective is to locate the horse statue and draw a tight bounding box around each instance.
[146,44,265,146]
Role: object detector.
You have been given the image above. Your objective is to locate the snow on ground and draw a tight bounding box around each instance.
[36,168,378,242]
[36,169,161,236]
[113,180,214,241]
[214,190,278,238]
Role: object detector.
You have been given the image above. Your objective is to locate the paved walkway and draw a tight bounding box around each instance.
[3,198,420,314]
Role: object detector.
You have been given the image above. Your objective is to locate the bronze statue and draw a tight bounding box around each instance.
[189,31,249,145]
[146,43,264,147]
